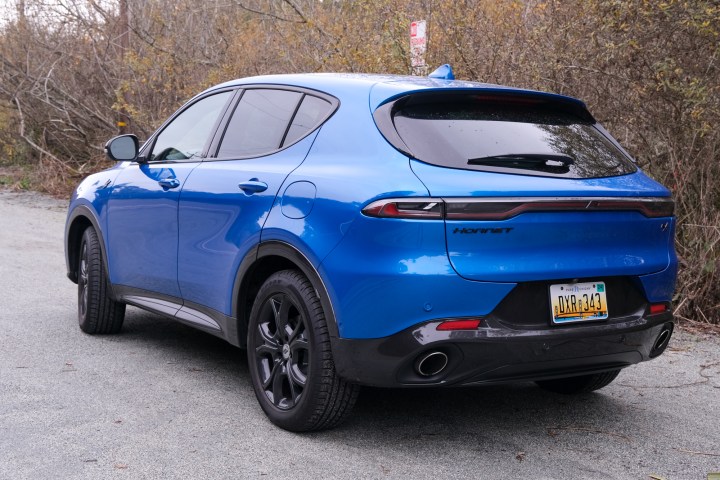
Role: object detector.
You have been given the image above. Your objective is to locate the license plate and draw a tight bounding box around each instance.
[549,281,608,324]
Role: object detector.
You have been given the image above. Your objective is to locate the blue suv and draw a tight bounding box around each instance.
[65,67,677,431]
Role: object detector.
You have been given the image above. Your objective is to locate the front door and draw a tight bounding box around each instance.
[106,90,234,298]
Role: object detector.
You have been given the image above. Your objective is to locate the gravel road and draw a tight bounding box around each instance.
[0,189,719,480]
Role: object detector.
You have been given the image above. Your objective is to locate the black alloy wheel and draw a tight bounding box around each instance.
[78,240,89,320]
[253,292,310,410]
[77,227,125,334]
[247,270,359,432]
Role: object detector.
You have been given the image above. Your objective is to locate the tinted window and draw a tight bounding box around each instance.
[150,91,232,162]
[218,89,302,158]
[390,93,636,179]
[283,95,333,146]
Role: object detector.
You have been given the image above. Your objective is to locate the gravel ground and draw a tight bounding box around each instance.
[0,189,719,480]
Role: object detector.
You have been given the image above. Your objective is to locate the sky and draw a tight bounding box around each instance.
[0,0,16,25]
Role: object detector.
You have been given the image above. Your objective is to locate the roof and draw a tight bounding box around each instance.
[201,72,588,111]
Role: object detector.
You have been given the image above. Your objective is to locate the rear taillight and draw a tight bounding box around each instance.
[445,198,675,220]
[361,198,443,219]
[362,197,674,220]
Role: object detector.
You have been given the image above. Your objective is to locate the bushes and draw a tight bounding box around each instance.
[0,0,717,324]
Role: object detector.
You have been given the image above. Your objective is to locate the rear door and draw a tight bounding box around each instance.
[177,88,336,316]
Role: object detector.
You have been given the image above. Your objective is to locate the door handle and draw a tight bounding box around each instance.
[238,179,268,195]
[158,178,180,189]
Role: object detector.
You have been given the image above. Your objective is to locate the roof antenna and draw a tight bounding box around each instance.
[428,64,455,80]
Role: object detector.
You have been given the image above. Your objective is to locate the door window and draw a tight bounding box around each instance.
[217,89,302,158]
[149,91,233,162]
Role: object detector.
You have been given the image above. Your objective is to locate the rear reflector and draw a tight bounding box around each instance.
[649,303,668,315]
[436,319,482,331]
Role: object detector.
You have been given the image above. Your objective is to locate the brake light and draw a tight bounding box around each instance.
[649,303,668,315]
[589,199,675,218]
[436,319,482,330]
[363,197,674,220]
[445,198,675,220]
[361,198,443,219]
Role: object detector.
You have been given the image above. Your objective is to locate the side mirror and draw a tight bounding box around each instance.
[105,134,139,162]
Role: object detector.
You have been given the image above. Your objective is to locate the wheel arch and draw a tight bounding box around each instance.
[232,241,339,348]
[65,206,109,287]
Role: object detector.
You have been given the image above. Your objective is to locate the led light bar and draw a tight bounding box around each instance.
[362,197,674,220]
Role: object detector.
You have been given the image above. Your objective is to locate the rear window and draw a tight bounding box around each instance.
[383,93,636,179]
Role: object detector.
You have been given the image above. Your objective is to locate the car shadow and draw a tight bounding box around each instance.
[116,307,636,447]
[117,308,248,378]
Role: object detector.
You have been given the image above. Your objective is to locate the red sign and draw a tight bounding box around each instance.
[410,20,427,68]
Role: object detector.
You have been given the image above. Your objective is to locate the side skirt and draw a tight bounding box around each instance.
[114,285,240,346]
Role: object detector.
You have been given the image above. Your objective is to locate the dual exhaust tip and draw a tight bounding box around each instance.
[414,322,674,376]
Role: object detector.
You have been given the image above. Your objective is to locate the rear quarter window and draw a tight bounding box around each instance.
[283,95,332,147]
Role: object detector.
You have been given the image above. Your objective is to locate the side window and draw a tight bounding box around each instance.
[282,95,332,147]
[217,89,302,158]
[149,91,233,162]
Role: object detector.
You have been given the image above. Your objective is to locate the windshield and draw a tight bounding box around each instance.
[390,93,636,179]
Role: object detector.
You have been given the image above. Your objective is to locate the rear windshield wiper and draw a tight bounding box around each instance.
[468,154,575,171]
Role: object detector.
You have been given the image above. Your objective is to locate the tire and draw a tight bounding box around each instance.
[247,270,359,432]
[535,369,621,394]
[77,227,125,334]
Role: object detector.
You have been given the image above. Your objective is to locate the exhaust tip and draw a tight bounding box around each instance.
[654,330,670,351]
[650,322,674,358]
[415,351,449,377]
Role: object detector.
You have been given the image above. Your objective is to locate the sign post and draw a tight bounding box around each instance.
[410,20,427,75]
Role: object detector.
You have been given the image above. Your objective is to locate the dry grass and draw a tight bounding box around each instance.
[1,0,717,324]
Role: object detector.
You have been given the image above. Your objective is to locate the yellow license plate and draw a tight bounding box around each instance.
[549,282,608,324]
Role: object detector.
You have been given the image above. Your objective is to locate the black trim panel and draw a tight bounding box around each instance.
[257,242,339,339]
[331,310,673,387]
[113,285,238,344]
[65,205,108,285]
[231,241,339,349]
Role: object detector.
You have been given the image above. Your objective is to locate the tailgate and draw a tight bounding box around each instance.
[411,158,674,283]
[444,204,672,282]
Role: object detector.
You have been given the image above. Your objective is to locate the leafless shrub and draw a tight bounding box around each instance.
[0,0,717,323]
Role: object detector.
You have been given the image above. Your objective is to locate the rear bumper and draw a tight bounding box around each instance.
[331,309,673,387]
